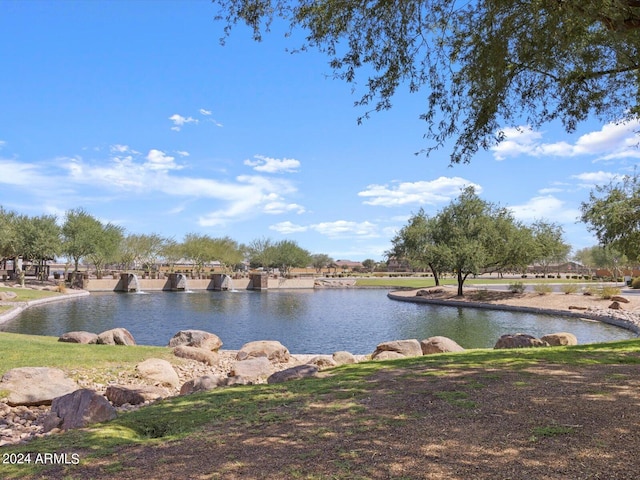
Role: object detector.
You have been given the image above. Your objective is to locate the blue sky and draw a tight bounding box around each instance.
[1,1,638,262]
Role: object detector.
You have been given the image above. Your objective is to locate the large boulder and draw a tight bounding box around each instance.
[0,367,79,407]
[229,357,273,383]
[0,291,18,301]
[611,295,630,304]
[416,288,444,297]
[236,340,290,363]
[173,345,219,366]
[421,336,465,355]
[541,332,578,346]
[494,334,549,349]
[105,385,167,406]
[43,389,116,432]
[135,358,180,388]
[168,330,223,351]
[372,339,422,359]
[58,331,98,344]
[179,375,226,395]
[267,365,319,384]
[332,351,356,365]
[94,328,136,346]
[306,355,338,370]
[371,351,405,361]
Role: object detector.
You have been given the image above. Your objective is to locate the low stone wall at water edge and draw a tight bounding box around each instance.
[83,277,314,292]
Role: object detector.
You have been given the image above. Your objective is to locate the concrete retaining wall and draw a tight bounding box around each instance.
[83,276,314,292]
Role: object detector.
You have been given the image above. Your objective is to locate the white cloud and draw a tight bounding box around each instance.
[144,149,182,171]
[358,177,481,207]
[269,221,308,234]
[109,144,136,154]
[199,108,212,116]
[508,195,581,223]
[0,159,45,187]
[176,150,190,157]
[538,187,564,194]
[263,202,306,215]
[1,148,302,228]
[311,220,378,238]
[491,127,545,161]
[244,155,301,173]
[492,119,640,160]
[269,219,380,238]
[169,113,198,131]
[0,140,7,149]
[571,171,620,187]
[574,120,640,159]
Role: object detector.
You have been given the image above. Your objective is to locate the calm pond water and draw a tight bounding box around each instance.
[1,289,635,353]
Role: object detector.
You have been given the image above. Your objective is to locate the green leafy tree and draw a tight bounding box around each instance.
[87,223,125,279]
[160,238,185,273]
[430,187,532,296]
[269,240,312,277]
[531,220,572,276]
[361,258,376,273]
[214,0,640,164]
[61,208,103,278]
[591,245,628,280]
[134,234,165,275]
[388,209,450,285]
[181,233,219,278]
[311,253,334,273]
[573,247,596,275]
[15,214,61,281]
[246,237,276,271]
[210,236,244,271]
[0,207,19,262]
[581,173,640,262]
[573,245,630,278]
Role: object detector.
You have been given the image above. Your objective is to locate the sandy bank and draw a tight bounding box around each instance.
[388,285,640,334]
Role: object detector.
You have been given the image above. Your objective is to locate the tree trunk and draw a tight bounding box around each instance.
[429,263,440,286]
[457,270,464,296]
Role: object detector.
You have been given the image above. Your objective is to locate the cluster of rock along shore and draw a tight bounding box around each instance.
[0,325,584,447]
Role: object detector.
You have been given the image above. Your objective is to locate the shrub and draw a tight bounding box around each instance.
[560,284,579,294]
[599,286,621,299]
[533,284,553,295]
[475,288,490,300]
[631,277,640,289]
[508,281,525,294]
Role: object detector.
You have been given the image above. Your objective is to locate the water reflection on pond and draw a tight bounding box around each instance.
[1,289,635,353]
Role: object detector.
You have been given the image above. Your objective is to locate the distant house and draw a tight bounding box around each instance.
[527,261,590,275]
[386,256,412,273]
[335,260,364,272]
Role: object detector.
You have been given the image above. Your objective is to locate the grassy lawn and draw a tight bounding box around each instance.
[0,332,177,376]
[2,337,640,478]
[0,286,61,302]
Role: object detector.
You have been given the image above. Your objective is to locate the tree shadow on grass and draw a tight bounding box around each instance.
[8,341,640,480]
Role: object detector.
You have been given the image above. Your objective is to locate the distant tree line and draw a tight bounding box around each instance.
[2,171,638,287]
[389,174,640,296]
[0,207,330,281]
[389,187,573,295]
